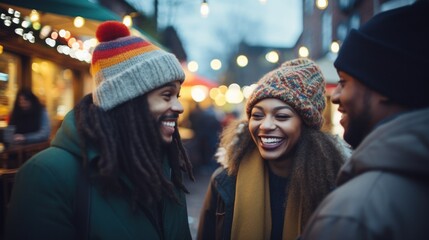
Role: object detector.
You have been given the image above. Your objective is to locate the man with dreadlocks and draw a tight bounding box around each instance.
[5,21,194,240]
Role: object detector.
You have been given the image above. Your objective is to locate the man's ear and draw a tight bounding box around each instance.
[372,90,393,105]
[377,92,409,113]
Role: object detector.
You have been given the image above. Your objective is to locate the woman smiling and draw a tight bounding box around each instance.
[197,58,349,240]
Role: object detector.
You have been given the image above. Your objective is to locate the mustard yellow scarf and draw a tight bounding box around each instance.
[231,149,302,240]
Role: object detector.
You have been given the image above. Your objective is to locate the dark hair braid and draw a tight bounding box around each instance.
[74,94,194,209]
[109,99,167,203]
[169,130,194,194]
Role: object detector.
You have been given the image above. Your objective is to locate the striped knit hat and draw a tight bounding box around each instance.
[246,58,326,129]
[91,21,185,110]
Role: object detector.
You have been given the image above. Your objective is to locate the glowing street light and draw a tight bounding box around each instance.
[201,0,209,17]
[298,46,309,58]
[236,55,248,67]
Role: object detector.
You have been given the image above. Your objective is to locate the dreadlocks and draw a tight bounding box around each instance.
[74,94,194,209]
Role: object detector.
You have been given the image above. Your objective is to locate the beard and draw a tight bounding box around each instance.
[343,90,373,149]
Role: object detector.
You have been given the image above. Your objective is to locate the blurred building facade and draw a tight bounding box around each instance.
[0,0,416,137]
[224,0,415,87]
[0,0,162,132]
[222,0,415,135]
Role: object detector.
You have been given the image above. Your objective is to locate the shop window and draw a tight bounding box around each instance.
[31,58,74,133]
[0,51,19,126]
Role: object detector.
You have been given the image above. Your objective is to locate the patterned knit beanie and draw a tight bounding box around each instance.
[334,0,429,108]
[91,21,185,110]
[246,58,326,129]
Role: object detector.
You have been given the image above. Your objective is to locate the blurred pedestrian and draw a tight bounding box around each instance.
[6,21,193,240]
[7,87,50,144]
[221,110,239,128]
[301,1,429,239]
[197,58,348,240]
[189,104,222,171]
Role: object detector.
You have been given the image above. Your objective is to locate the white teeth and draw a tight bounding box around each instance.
[162,121,175,127]
[261,137,282,144]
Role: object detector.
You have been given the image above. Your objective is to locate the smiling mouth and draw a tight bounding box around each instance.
[160,120,177,142]
[162,121,176,128]
[260,137,284,149]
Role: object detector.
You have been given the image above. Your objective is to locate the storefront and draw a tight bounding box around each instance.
[0,0,120,132]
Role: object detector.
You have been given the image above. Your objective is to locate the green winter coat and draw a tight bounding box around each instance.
[5,110,192,240]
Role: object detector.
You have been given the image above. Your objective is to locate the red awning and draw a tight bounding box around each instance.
[183,72,217,89]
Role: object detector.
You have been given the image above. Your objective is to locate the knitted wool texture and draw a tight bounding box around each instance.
[246,58,326,129]
[91,21,185,110]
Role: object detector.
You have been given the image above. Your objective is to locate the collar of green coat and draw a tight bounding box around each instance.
[51,110,99,163]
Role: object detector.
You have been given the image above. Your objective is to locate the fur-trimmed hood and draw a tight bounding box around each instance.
[215,119,254,174]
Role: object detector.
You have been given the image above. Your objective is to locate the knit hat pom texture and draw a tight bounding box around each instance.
[96,21,131,42]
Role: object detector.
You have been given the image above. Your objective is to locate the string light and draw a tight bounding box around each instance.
[298,46,309,58]
[191,85,209,102]
[242,84,258,99]
[1,7,96,63]
[236,55,248,67]
[330,41,340,53]
[200,0,209,17]
[122,15,133,27]
[265,51,279,63]
[316,0,329,10]
[210,59,222,70]
[73,16,85,28]
[32,22,41,30]
[29,9,39,22]
[225,84,244,104]
[188,61,199,72]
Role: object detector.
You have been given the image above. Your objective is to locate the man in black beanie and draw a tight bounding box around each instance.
[301,1,429,239]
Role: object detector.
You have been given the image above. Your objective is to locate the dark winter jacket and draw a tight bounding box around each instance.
[301,108,429,240]
[197,167,236,240]
[5,110,192,240]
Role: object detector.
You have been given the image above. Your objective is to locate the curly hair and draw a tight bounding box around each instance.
[218,119,346,228]
[74,94,194,210]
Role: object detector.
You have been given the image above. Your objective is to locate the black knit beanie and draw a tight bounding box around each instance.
[334,0,429,108]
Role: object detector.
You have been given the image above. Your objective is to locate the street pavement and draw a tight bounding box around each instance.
[184,166,215,240]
